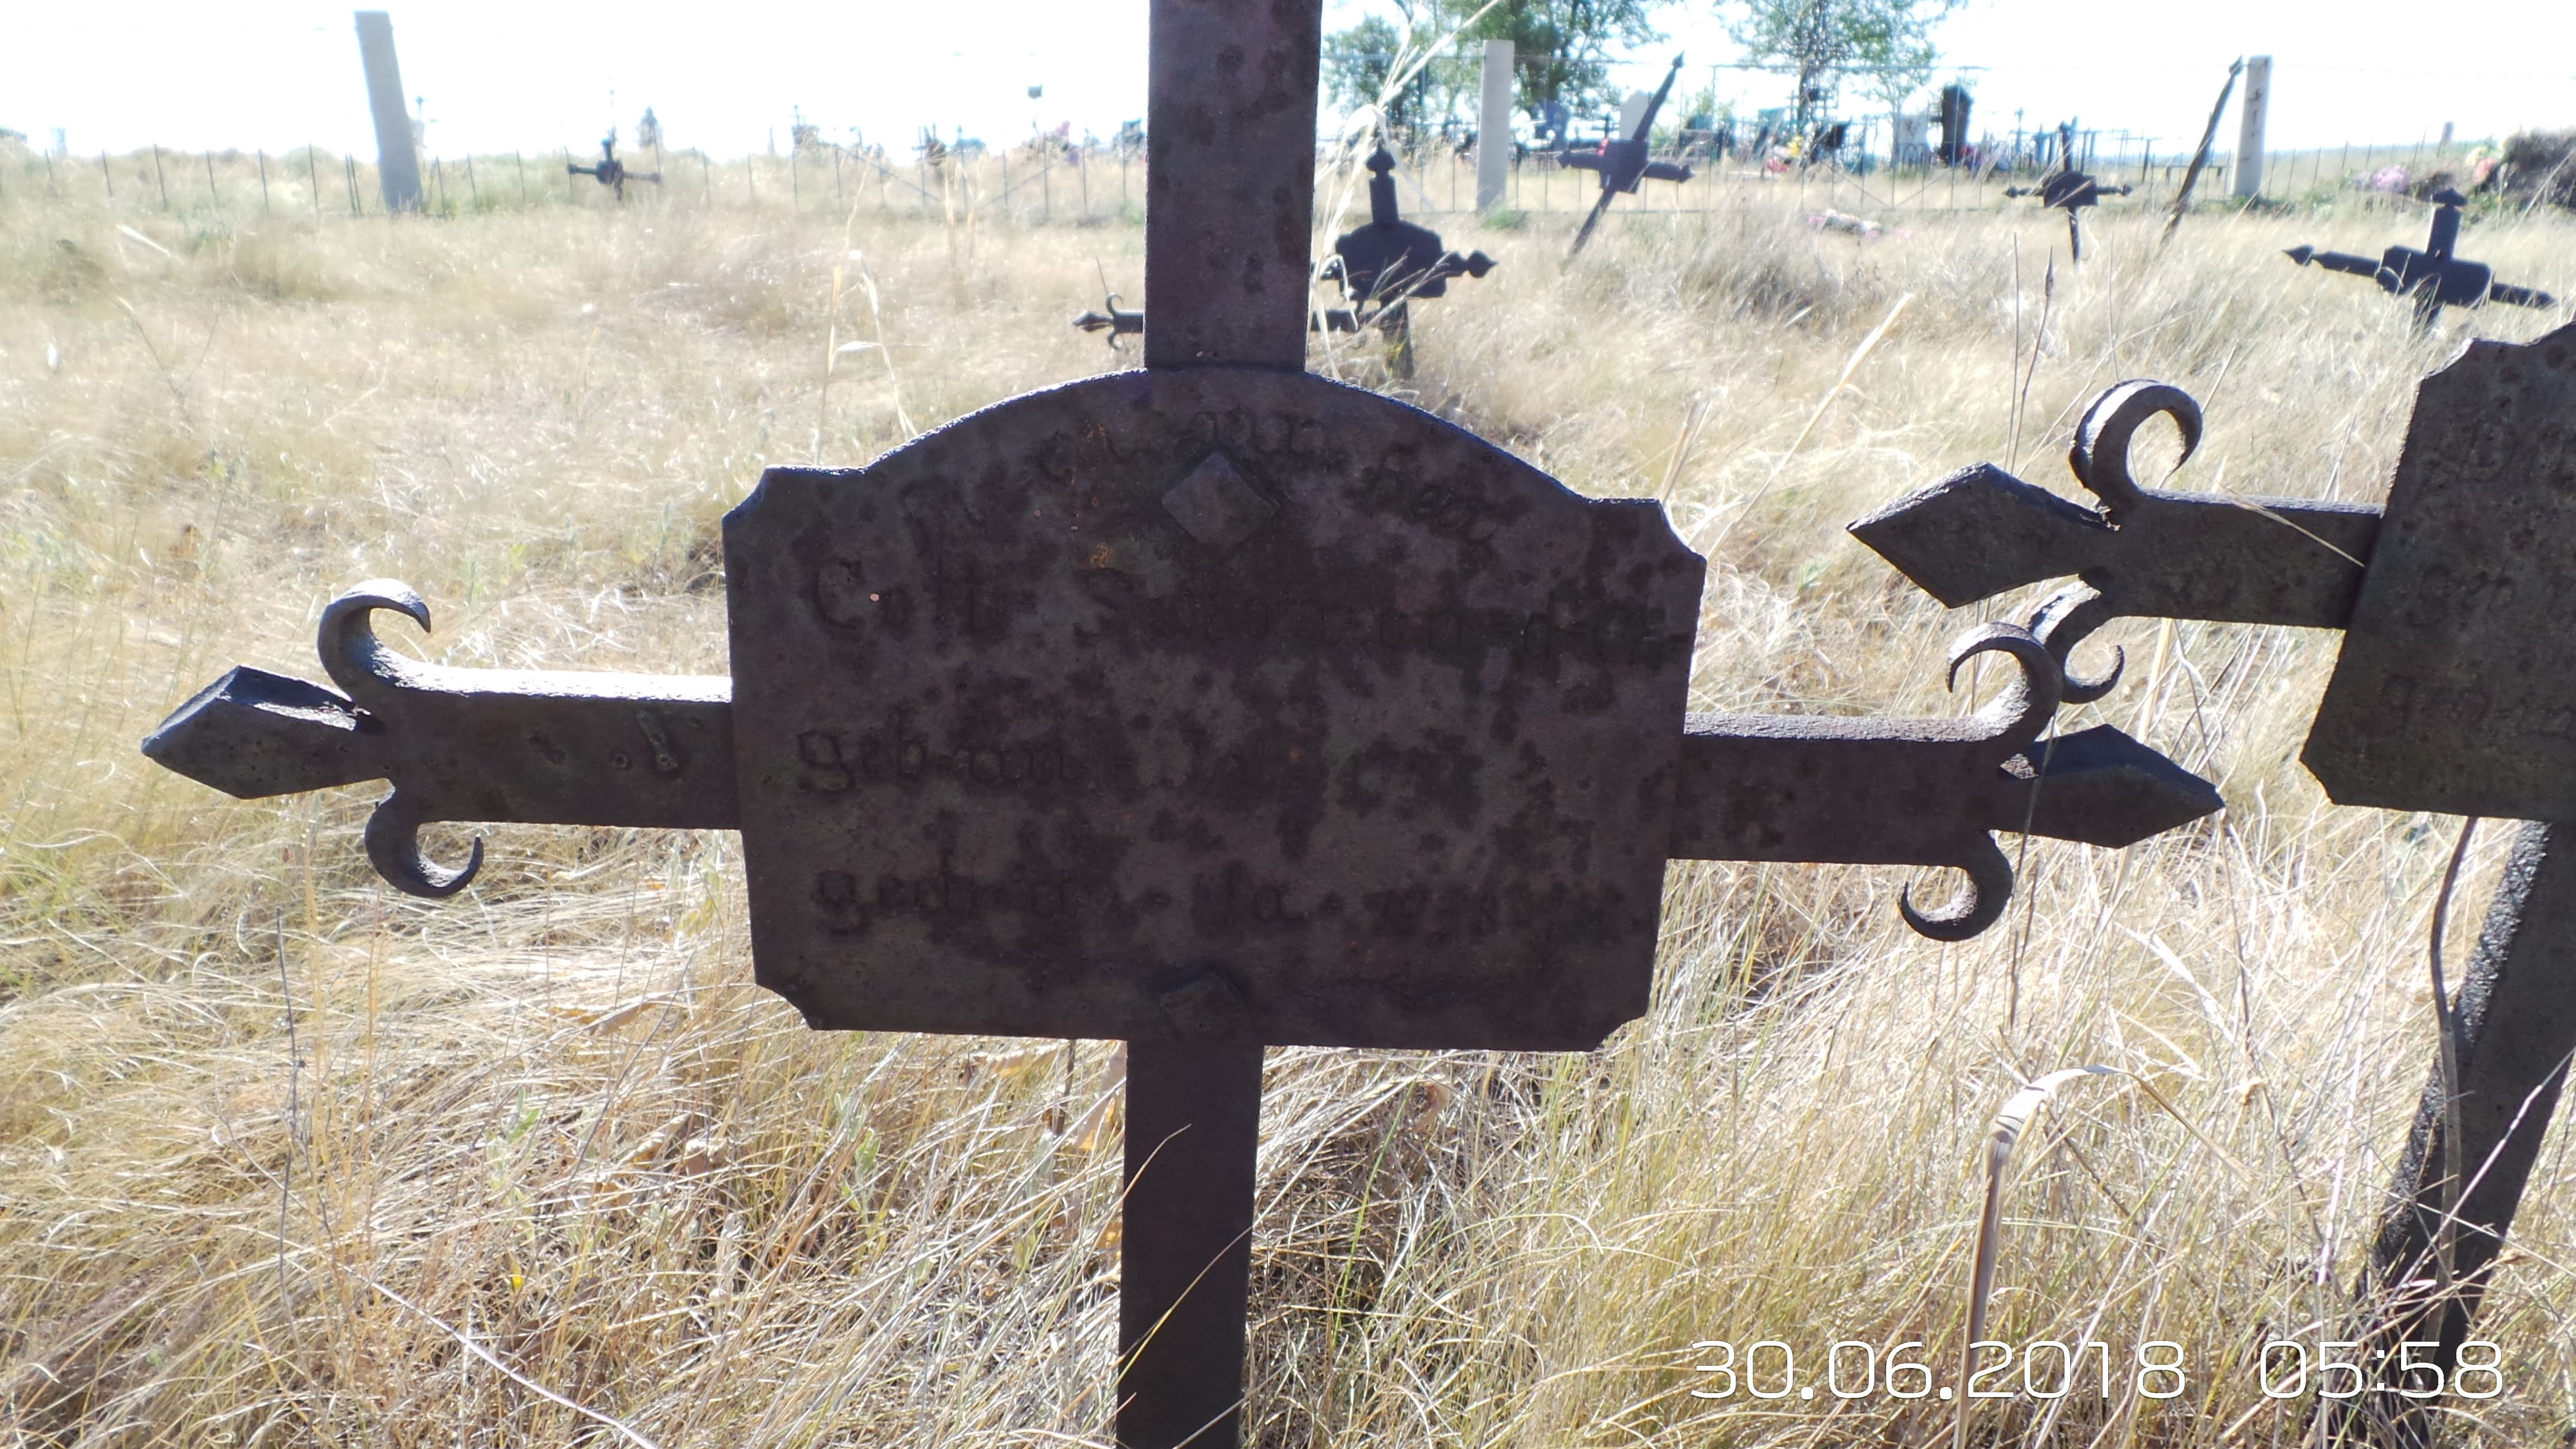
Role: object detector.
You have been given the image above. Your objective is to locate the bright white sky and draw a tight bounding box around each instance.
[5,1,2572,160]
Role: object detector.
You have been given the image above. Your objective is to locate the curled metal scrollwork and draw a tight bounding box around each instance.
[1898,623,2061,942]
[2033,380,2205,703]
[322,580,486,898]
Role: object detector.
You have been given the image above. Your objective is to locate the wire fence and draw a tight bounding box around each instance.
[0,134,2511,229]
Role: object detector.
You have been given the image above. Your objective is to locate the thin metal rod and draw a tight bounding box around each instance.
[1119,1037,1262,1449]
[1142,0,1323,370]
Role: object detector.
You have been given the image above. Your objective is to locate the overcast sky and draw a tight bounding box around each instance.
[6,1,2572,160]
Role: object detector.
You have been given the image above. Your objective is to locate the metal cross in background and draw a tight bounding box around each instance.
[567,131,661,202]
[1315,145,1495,378]
[141,8,2223,1446]
[1080,145,1493,381]
[2287,188,2556,333]
[1558,54,1694,260]
[1851,320,2576,1448]
[1072,286,1145,347]
[2002,125,2129,262]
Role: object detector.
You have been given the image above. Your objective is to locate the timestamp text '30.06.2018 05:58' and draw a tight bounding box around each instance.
[1686,1338,2508,1404]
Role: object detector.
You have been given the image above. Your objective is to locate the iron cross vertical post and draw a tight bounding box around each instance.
[1850,321,2576,1449]
[1128,2,1323,1441]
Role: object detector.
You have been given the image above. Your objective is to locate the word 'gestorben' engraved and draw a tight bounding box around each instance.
[805,857,1622,946]
[811,865,1082,934]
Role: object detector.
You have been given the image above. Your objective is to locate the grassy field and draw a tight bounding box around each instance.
[3,146,2574,1446]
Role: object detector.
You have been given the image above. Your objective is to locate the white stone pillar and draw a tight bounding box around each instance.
[1477,39,1514,211]
[2232,55,2271,199]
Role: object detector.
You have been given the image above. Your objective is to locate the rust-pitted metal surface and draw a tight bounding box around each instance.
[1850,380,2382,700]
[2306,323,2576,819]
[130,10,2232,1448]
[1674,624,2219,940]
[723,366,1704,1051]
[141,580,733,897]
[1143,0,1323,371]
[141,579,2223,949]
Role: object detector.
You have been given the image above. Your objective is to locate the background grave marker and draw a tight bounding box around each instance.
[2004,124,2131,260]
[566,131,661,201]
[1556,54,1694,259]
[1476,39,1513,213]
[2287,188,2558,333]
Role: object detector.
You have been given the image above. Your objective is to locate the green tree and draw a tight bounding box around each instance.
[1324,0,1665,141]
[1455,0,1666,125]
[1327,15,1410,131]
[1723,0,1963,128]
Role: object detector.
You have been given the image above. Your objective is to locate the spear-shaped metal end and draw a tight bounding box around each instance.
[2004,724,2224,848]
[1074,293,1144,349]
[2285,245,2317,266]
[140,666,385,801]
[1846,462,2115,608]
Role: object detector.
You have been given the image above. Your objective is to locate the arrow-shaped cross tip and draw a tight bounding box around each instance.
[141,666,386,801]
[1847,462,2115,609]
[2010,724,2223,849]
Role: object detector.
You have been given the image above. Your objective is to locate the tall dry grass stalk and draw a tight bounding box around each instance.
[3,161,2574,1446]
[1956,1066,2111,1449]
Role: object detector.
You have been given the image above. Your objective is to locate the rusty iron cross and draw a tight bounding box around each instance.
[1852,319,2576,1449]
[1313,145,1495,378]
[145,6,2220,1446]
[567,131,661,202]
[1557,54,1695,259]
[2287,188,2557,334]
[1078,145,1493,380]
[2001,138,2129,263]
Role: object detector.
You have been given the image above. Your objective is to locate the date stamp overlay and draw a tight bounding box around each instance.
[1683,1336,2509,1417]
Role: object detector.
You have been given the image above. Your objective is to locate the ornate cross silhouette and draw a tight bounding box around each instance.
[145,7,2223,1444]
[1557,54,1695,259]
[2288,188,2556,333]
[566,130,661,201]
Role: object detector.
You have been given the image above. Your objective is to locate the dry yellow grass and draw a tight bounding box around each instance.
[3,145,2574,1446]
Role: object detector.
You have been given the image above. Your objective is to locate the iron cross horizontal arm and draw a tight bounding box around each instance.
[149,590,2215,932]
[1076,291,1371,349]
[1851,319,2576,1449]
[1560,53,1694,259]
[2286,188,2557,333]
[140,6,2214,1448]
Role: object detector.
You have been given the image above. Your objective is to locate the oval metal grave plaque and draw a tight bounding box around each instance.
[723,367,1704,1049]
